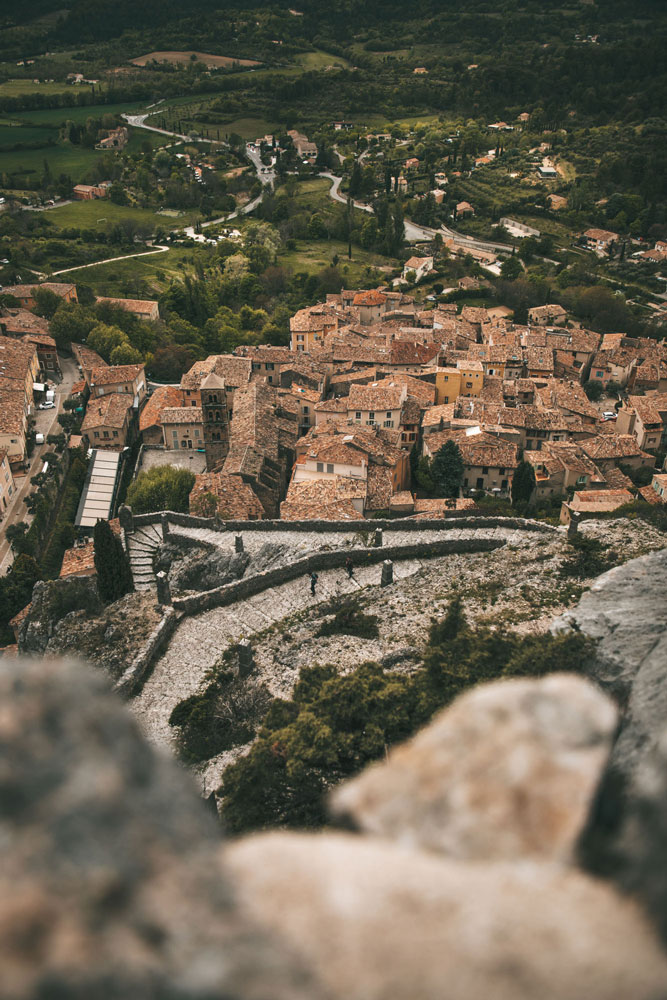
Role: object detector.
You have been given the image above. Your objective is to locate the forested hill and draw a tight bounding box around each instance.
[4,0,667,46]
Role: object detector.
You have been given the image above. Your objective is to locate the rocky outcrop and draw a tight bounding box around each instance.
[330,674,618,863]
[19,576,102,654]
[225,830,667,1000]
[552,546,667,941]
[157,538,250,593]
[0,656,323,1000]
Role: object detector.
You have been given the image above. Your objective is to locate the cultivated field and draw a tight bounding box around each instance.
[129,51,262,69]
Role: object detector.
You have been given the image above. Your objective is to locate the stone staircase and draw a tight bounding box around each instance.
[127,523,164,590]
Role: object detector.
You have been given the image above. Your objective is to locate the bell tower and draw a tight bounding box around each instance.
[200,372,229,470]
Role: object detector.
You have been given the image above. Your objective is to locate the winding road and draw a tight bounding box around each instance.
[123,108,512,252]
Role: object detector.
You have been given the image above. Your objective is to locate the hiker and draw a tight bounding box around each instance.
[345,557,354,579]
[310,571,318,595]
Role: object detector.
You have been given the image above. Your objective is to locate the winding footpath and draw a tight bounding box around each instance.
[129,522,541,771]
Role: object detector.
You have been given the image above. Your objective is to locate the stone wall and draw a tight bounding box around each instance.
[116,607,181,697]
[131,510,557,535]
[172,537,504,616]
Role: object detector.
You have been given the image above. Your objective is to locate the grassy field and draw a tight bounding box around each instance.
[45,199,199,232]
[14,101,146,126]
[0,143,104,181]
[130,51,261,68]
[278,238,394,283]
[294,50,352,70]
[56,245,209,296]
[0,124,57,148]
[0,79,96,98]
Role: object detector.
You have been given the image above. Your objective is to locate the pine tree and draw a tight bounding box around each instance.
[94,519,133,603]
[511,460,536,511]
[431,441,464,498]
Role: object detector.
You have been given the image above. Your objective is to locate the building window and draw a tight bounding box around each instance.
[355,411,361,419]
[499,467,505,475]
[501,479,508,489]
[194,429,200,438]
[386,411,392,418]
[482,466,488,474]
[303,406,309,414]
[369,411,375,420]
[444,396,449,404]
[466,382,473,388]
[326,463,334,474]
[443,375,448,381]
[317,462,324,472]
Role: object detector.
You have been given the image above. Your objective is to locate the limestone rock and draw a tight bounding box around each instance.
[331,674,617,863]
[225,830,667,1000]
[0,656,323,1000]
[552,547,667,915]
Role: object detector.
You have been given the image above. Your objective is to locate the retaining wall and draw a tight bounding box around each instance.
[131,511,558,536]
[172,536,504,616]
[116,607,182,698]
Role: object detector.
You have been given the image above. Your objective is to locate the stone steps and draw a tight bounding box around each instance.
[127,524,164,590]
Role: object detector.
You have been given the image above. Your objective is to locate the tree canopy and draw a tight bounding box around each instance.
[126,465,195,515]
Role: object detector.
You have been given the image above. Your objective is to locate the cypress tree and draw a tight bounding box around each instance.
[511,460,537,511]
[431,441,464,498]
[94,519,134,603]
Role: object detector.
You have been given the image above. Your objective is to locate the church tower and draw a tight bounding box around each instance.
[200,372,229,470]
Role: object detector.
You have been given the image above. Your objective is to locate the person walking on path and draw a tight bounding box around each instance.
[309,571,318,595]
[345,557,354,580]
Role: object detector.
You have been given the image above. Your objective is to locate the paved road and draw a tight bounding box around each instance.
[318,171,512,251]
[0,355,79,576]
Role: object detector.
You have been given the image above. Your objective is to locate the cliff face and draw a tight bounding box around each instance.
[553,546,667,943]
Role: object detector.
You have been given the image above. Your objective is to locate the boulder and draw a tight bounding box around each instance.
[330,674,617,863]
[0,656,323,1000]
[225,830,667,1000]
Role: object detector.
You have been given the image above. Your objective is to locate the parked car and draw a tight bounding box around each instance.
[38,401,56,410]
[601,411,617,421]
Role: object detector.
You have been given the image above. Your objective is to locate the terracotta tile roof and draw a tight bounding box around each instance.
[625,393,667,427]
[81,393,133,431]
[389,341,438,366]
[353,289,387,306]
[96,296,159,316]
[580,434,648,460]
[371,373,436,406]
[0,336,37,384]
[426,428,518,470]
[160,406,203,425]
[139,385,183,431]
[290,305,338,332]
[89,364,144,387]
[570,488,632,511]
[60,540,96,578]
[0,308,50,337]
[584,228,618,242]
[460,306,489,324]
[9,603,31,630]
[2,282,75,300]
[315,397,348,412]
[348,381,406,411]
[523,346,554,371]
[72,343,108,371]
[189,472,264,520]
[0,390,27,435]
[413,497,477,514]
[366,464,394,509]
